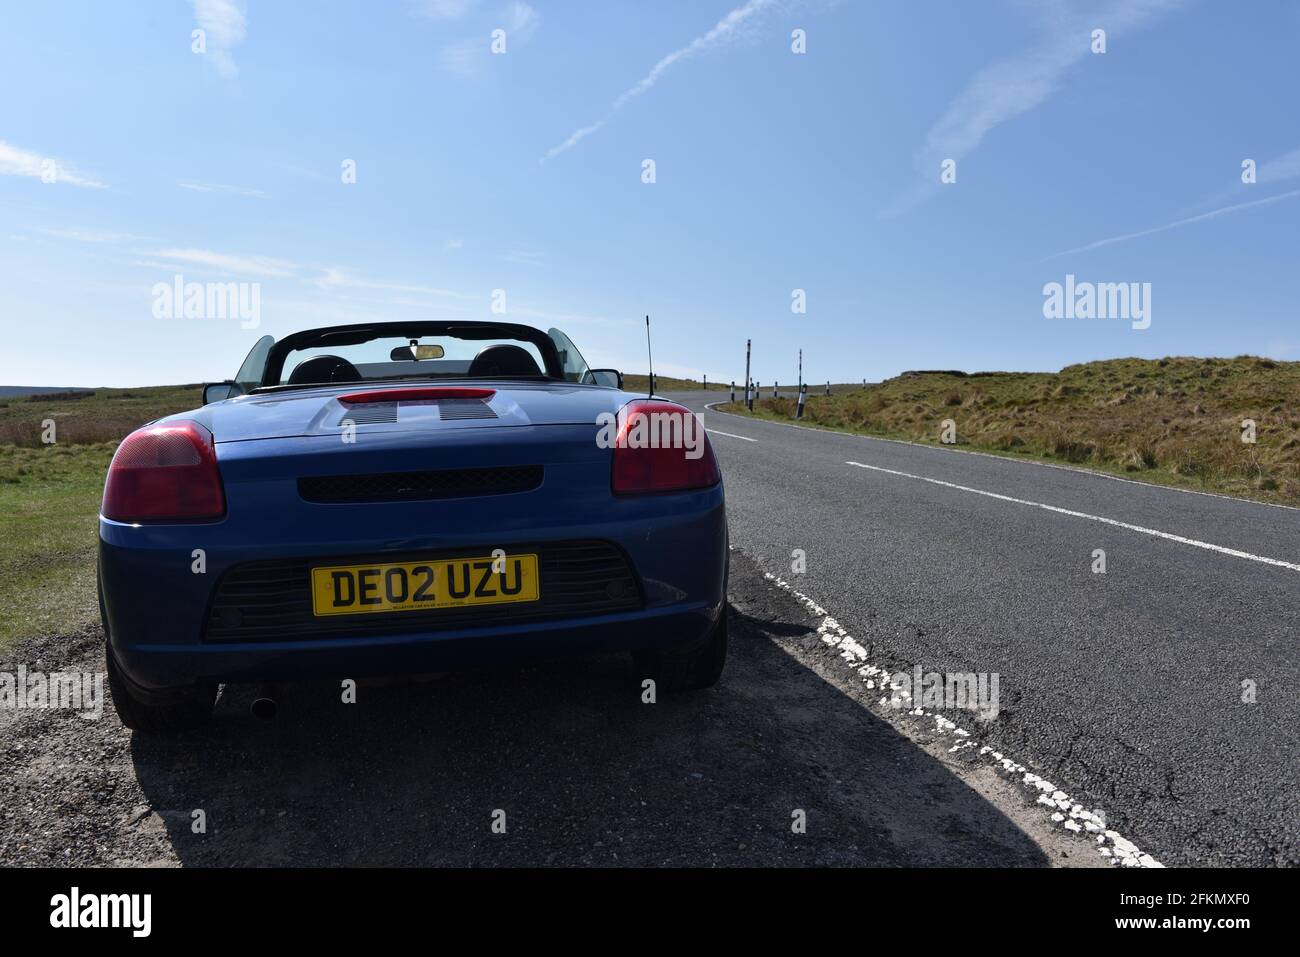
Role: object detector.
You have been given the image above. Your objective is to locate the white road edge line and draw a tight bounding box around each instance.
[701,400,1300,514]
[755,563,1163,868]
[706,428,756,442]
[846,460,1300,573]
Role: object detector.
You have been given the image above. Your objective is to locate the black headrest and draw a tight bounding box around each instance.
[287,355,363,385]
[467,344,542,378]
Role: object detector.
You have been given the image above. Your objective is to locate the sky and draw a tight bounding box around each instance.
[1,0,1297,388]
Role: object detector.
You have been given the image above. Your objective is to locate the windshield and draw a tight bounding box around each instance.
[280,335,549,386]
[250,322,569,390]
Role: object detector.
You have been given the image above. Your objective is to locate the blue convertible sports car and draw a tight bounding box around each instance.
[97,321,728,731]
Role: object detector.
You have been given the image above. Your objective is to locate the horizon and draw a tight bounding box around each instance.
[4,349,1296,394]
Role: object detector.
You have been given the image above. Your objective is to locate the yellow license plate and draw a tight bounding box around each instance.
[311,553,540,617]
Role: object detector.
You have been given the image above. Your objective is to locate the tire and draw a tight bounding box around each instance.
[633,604,728,692]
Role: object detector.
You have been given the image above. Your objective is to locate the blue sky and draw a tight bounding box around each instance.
[1,0,1297,388]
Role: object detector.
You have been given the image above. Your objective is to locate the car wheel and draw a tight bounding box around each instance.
[104,644,215,732]
[634,603,728,692]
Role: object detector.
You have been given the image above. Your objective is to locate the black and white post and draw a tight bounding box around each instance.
[744,339,752,412]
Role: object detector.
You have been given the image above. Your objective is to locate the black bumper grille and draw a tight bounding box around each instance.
[299,465,542,503]
[204,540,641,642]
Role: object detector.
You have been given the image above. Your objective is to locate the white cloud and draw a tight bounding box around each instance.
[438,1,538,75]
[1258,146,1300,184]
[1047,187,1300,259]
[508,304,632,327]
[192,0,247,79]
[313,268,474,299]
[0,140,105,188]
[41,227,153,244]
[884,0,1186,216]
[145,247,297,277]
[178,181,269,198]
[444,238,465,250]
[541,0,779,163]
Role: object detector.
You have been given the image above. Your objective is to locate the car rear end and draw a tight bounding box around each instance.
[97,385,726,695]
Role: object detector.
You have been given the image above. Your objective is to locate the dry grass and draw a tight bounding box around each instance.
[0,384,203,447]
[724,356,1300,506]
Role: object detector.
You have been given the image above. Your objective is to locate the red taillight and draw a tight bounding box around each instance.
[610,400,720,495]
[102,420,226,523]
[337,387,496,404]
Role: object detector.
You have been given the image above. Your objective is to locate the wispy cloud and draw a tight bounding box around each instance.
[541,0,780,163]
[145,247,297,277]
[1046,188,1300,259]
[313,268,474,299]
[884,0,1186,216]
[1195,145,1300,210]
[439,2,538,76]
[192,0,247,79]
[178,181,269,199]
[1256,146,1300,184]
[0,140,105,188]
[41,227,152,244]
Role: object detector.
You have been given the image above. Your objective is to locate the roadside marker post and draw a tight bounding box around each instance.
[773,381,778,398]
[703,374,707,390]
[825,381,831,396]
[797,384,806,419]
[745,340,753,412]
[730,381,736,402]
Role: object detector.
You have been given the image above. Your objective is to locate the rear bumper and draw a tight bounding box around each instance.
[107,602,720,688]
[99,479,727,691]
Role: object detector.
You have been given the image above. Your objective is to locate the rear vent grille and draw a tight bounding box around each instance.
[337,403,399,426]
[438,399,498,421]
[299,465,542,504]
[204,539,642,642]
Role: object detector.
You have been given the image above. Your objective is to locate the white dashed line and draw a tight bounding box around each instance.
[701,400,1300,513]
[845,460,1300,573]
[706,429,756,442]
[758,567,1163,868]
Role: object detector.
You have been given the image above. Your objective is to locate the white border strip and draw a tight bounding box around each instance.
[758,566,1163,867]
[846,461,1300,573]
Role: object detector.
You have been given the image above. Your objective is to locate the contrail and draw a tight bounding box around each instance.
[540,0,780,163]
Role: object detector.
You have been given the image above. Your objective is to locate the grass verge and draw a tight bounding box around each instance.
[716,356,1300,507]
[0,444,117,652]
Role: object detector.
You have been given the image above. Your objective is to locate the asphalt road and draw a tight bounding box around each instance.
[674,390,1298,867]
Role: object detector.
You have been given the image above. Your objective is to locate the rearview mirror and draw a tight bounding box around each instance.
[203,381,238,404]
[586,369,623,389]
[390,343,445,361]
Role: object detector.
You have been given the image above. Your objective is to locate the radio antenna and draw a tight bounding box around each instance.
[645,314,655,396]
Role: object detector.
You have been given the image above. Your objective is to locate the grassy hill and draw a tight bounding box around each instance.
[720,356,1300,506]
